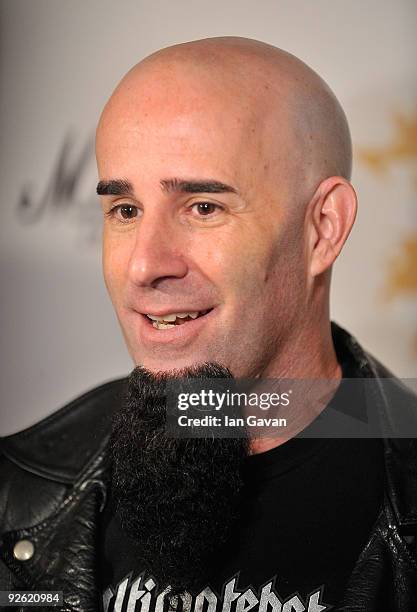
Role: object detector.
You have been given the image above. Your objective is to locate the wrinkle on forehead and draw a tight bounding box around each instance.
[96,36,352,207]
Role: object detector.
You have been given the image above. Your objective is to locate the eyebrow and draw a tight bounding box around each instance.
[96,177,238,197]
[160,178,238,195]
[96,179,134,196]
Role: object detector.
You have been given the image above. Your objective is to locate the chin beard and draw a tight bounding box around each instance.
[110,362,249,596]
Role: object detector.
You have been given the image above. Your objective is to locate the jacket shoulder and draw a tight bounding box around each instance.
[0,377,127,485]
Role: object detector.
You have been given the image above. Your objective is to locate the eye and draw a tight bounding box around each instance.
[106,204,140,223]
[191,202,222,216]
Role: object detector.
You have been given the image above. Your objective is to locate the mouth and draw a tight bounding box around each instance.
[144,309,213,330]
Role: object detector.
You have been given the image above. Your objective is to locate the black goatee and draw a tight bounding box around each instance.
[110,363,249,595]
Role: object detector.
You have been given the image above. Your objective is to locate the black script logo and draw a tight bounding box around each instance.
[16,133,101,243]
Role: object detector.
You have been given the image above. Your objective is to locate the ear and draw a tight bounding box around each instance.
[307,176,357,277]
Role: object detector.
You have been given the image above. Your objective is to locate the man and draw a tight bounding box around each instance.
[1,37,416,612]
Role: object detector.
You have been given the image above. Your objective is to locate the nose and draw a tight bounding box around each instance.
[128,212,188,288]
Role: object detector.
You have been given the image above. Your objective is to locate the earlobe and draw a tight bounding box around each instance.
[309,177,357,277]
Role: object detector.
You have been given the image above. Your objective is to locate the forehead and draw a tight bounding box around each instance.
[100,107,252,187]
[96,69,294,194]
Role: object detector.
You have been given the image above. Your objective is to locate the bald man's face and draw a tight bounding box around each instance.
[96,64,308,376]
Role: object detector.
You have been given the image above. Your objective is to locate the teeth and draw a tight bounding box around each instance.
[147,311,200,322]
[147,313,176,322]
[146,310,211,329]
[159,313,177,322]
[152,322,176,329]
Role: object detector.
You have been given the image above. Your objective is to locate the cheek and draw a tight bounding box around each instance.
[102,233,130,306]
[194,232,253,296]
[194,233,271,315]
[262,233,308,316]
[246,227,307,315]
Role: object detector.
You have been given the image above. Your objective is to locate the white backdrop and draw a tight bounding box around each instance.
[1,0,416,434]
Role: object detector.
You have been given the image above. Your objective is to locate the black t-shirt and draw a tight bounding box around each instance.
[99,361,384,611]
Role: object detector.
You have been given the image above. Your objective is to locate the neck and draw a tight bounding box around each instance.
[249,318,341,455]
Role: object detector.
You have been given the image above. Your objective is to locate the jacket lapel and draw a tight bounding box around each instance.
[1,474,106,611]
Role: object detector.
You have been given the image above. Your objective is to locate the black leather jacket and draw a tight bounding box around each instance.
[1,324,417,611]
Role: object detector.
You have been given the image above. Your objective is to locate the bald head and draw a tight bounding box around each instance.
[97,36,352,205]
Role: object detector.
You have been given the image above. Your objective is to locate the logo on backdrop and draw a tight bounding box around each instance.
[16,133,100,243]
